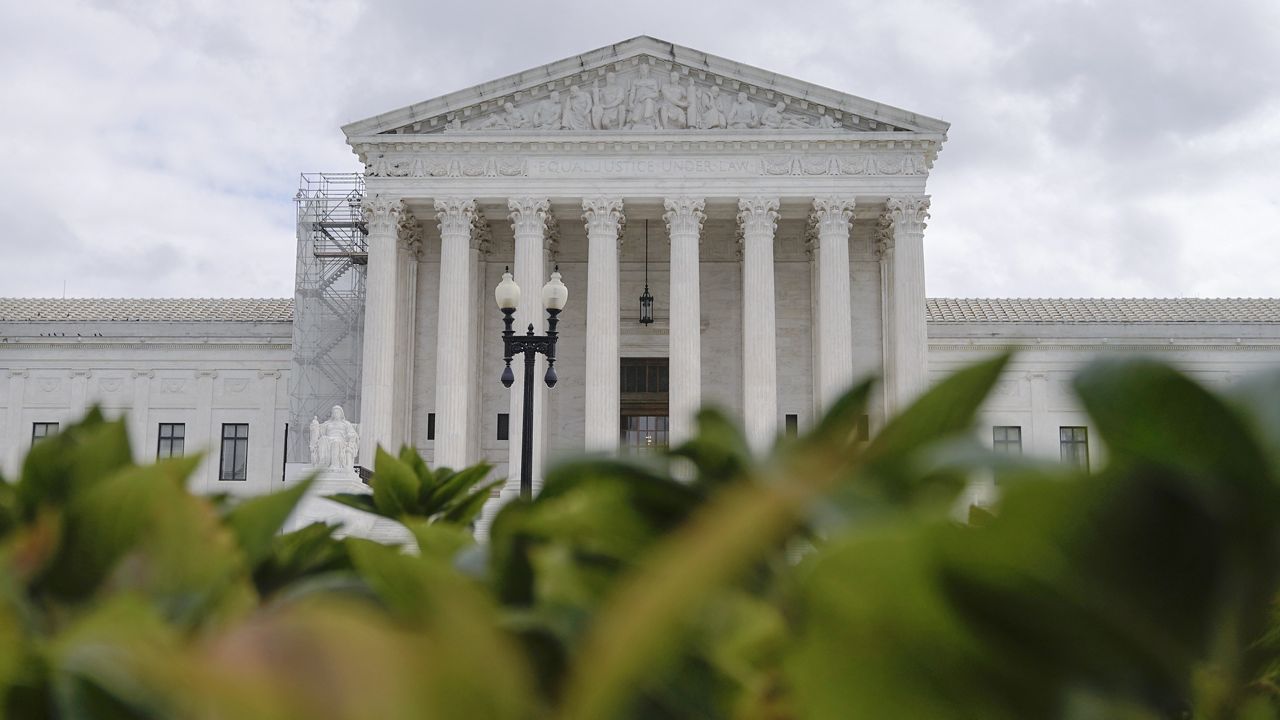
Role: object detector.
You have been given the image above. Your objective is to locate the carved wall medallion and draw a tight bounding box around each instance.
[159,379,187,394]
[38,378,60,393]
[99,378,124,393]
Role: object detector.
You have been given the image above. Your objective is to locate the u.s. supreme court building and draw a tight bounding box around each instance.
[3,37,1279,519]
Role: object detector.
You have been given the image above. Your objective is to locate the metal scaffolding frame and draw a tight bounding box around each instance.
[287,172,368,462]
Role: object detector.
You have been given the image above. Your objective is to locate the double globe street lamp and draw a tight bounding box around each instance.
[494,266,568,500]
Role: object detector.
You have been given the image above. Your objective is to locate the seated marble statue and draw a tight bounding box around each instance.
[309,405,360,471]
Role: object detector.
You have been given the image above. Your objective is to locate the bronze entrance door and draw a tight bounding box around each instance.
[620,357,669,454]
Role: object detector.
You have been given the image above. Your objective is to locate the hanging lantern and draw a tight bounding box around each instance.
[639,219,654,325]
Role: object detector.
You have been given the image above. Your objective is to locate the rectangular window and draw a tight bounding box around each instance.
[785,414,799,438]
[32,422,58,443]
[219,423,249,481]
[620,415,669,455]
[427,413,436,441]
[497,413,510,441]
[157,422,185,459]
[993,426,1022,455]
[1059,426,1089,470]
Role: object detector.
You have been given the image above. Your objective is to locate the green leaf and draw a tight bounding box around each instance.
[369,447,420,519]
[859,354,1012,506]
[36,455,202,601]
[440,479,501,526]
[251,523,351,598]
[423,464,492,512]
[17,409,134,521]
[224,477,315,568]
[324,493,378,514]
[404,522,474,563]
[49,595,182,719]
[670,409,753,487]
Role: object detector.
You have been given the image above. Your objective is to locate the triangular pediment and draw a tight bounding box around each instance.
[342,36,948,138]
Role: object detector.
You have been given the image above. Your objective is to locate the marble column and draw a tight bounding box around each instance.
[664,197,706,445]
[810,197,856,412]
[582,197,625,453]
[886,196,931,407]
[737,197,780,453]
[357,195,402,466]
[393,213,423,450]
[508,197,552,491]
[433,198,477,470]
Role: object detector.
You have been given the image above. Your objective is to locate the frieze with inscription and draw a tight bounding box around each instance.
[366,152,930,179]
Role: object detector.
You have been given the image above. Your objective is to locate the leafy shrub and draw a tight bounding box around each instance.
[0,355,1278,719]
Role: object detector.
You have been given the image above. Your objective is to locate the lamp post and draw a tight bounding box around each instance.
[495,266,568,500]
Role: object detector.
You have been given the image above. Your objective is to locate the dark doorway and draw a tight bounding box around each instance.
[620,357,669,454]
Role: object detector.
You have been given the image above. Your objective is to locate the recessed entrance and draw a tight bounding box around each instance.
[620,357,669,454]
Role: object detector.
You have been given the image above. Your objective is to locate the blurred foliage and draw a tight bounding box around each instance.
[0,355,1278,718]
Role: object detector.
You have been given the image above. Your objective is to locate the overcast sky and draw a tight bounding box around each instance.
[2,0,1277,300]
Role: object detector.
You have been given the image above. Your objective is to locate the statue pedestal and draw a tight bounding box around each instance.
[283,465,414,547]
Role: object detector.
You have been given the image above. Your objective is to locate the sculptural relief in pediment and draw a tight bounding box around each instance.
[383,59,902,135]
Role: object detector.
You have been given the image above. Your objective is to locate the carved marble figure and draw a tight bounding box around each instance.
[592,72,627,130]
[697,86,727,129]
[761,101,811,129]
[563,85,593,130]
[474,102,530,130]
[658,71,692,129]
[727,92,761,129]
[533,91,564,130]
[309,405,360,471]
[627,64,660,129]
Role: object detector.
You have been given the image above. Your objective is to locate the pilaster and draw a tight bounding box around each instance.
[194,369,217,492]
[582,196,625,453]
[130,370,153,461]
[664,196,706,445]
[5,370,27,477]
[737,196,780,452]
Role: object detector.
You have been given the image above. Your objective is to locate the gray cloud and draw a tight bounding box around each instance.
[0,0,1276,299]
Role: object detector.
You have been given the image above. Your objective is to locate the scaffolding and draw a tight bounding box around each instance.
[287,172,368,462]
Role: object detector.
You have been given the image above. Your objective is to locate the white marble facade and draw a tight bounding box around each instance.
[350,37,946,514]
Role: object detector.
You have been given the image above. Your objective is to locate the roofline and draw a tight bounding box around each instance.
[341,35,950,138]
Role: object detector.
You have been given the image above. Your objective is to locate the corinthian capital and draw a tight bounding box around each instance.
[508,197,551,237]
[737,197,780,238]
[806,197,855,248]
[361,194,403,235]
[581,196,625,239]
[434,197,476,237]
[885,195,931,233]
[662,196,706,238]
